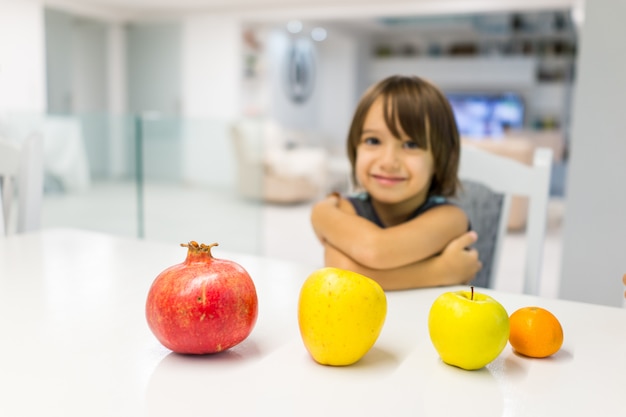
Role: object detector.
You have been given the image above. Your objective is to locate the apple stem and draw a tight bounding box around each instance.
[471,286,474,301]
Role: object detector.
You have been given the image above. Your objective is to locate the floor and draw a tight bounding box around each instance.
[40,180,565,299]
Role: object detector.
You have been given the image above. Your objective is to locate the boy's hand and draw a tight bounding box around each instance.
[439,231,482,284]
[325,191,341,207]
[310,193,342,243]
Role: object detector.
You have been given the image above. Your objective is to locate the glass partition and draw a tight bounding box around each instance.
[2,112,264,257]
[138,114,263,255]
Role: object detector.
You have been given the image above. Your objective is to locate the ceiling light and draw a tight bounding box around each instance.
[311,27,327,42]
[287,20,303,34]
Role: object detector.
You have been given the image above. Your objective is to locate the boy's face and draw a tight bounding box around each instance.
[355,97,435,208]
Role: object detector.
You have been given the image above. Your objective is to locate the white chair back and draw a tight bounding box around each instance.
[0,133,44,236]
[458,145,553,295]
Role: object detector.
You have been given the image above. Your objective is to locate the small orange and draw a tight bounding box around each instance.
[509,306,563,358]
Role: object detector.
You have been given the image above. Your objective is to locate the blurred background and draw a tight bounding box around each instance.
[0,0,624,307]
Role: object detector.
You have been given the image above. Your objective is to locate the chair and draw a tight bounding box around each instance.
[0,133,44,236]
[455,144,553,295]
[230,119,328,204]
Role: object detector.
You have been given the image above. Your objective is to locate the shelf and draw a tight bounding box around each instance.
[368,56,538,90]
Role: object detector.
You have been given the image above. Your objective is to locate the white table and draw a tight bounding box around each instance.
[0,229,624,417]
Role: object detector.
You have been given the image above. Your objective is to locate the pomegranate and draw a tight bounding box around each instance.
[146,241,258,354]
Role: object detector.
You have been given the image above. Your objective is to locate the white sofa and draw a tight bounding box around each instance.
[231,118,328,204]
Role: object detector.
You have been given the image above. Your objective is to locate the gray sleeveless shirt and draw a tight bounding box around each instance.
[346,192,451,228]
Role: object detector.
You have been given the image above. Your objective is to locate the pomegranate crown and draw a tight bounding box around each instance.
[181,241,219,253]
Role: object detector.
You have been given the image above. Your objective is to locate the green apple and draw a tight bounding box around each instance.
[428,288,510,370]
[298,267,387,366]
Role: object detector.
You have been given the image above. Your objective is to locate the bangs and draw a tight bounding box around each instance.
[381,88,429,149]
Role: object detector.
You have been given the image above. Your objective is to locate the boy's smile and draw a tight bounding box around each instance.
[370,173,407,186]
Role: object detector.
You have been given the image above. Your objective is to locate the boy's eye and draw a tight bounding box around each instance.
[362,137,380,145]
[403,140,420,149]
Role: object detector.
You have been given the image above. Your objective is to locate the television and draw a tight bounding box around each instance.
[446,93,525,138]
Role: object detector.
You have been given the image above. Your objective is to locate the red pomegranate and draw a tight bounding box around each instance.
[146,242,258,354]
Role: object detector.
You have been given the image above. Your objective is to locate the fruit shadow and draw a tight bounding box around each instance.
[512,347,574,363]
[420,359,505,416]
[487,353,527,380]
[342,346,400,372]
[144,340,262,416]
[146,338,262,386]
[160,338,261,366]
[486,346,574,383]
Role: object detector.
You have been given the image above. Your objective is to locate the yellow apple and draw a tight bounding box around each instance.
[298,267,387,366]
[428,288,510,370]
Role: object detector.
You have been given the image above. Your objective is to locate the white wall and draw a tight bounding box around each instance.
[177,18,359,186]
[264,26,360,151]
[46,8,116,178]
[178,20,361,188]
[266,29,319,131]
[71,19,108,113]
[44,10,243,187]
[316,29,359,151]
[559,0,626,307]
[180,15,242,188]
[107,23,128,178]
[45,8,73,113]
[368,56,537,91]
[182,16,241,120]
[0,0,46,115]
[127,22,182,116]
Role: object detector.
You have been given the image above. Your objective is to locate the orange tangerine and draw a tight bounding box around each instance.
[509,306,563,358]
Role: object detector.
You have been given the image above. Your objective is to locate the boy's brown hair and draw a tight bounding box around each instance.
[346,75,461,197]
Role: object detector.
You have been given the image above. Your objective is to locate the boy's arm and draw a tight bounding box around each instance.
[311,194,468,270]
[323,231,481,291]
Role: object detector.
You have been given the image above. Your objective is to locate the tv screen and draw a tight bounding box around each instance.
[446,93,525,138]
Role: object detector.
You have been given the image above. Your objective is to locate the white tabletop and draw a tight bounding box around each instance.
[0,228,624,417]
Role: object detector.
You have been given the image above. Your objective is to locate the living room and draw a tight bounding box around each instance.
[0,0,624,306]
